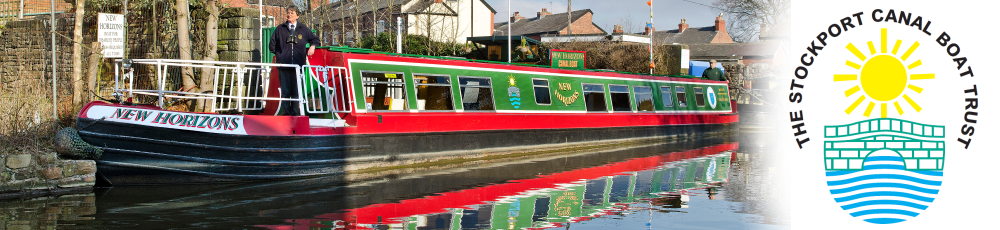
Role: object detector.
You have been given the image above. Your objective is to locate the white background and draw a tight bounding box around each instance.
[97,13,124,58]
[782,0,997,229]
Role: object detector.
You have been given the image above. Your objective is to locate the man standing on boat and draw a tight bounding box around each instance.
[269,6,319,116]
[702,59,727,82]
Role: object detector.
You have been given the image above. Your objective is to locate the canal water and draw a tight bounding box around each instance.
[1,134,787,229]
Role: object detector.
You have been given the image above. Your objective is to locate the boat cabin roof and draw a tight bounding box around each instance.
[319,46,711,82]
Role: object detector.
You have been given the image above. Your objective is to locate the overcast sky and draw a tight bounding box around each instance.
[485,0,721,34]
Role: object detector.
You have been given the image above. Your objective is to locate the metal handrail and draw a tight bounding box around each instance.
[113,59,353,116]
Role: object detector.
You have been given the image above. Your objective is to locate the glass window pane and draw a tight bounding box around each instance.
[635,86,654,111]
[415,75,450,85]
[362,72,404,83]
[609,85,629,93]
[582,84,604,92]
[362,72,407,111]
[610,85,631,111]
[694,87,705,107]
[533,79,551,105]
[414,75,453,110]
[634,86,652,94]
[459,77,494,111]
[459,77,491,87]
[585,91,607,111]
[660,86,673,107]
[675,86,687,107]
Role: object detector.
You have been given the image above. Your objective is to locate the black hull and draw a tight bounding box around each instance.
[77,117,736,185]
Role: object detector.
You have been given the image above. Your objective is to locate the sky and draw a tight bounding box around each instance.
[485,0,722,34]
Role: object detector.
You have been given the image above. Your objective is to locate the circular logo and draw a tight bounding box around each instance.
[707,86,717,108]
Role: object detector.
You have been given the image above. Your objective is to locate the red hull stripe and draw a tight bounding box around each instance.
[80,102,736,136]
[314,112,738,135]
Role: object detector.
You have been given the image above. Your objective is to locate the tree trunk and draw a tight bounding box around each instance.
[71,0,84,109]
[176,0,195,110]
[87,42,102,102]
[198,0,219,112]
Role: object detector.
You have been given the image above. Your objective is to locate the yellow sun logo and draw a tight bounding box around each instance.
[835,28,935,118]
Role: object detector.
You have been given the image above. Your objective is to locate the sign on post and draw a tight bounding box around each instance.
[551,49,586,70]
[97,13,125,58]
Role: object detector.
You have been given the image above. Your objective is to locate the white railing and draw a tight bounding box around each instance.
[113,59,354,115]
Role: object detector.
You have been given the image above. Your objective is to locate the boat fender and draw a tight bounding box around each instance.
[53,127,103,160]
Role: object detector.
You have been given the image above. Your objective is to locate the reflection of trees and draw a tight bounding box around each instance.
[723,150,788,225]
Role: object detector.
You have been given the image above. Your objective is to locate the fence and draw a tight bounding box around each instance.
[0,1,272,153]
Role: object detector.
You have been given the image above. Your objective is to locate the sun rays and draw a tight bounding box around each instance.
[835,28,934,118]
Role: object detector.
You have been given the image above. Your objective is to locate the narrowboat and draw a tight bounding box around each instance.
[73,46,738,185]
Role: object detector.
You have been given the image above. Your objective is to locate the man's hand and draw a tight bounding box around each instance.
[307,46,315,56]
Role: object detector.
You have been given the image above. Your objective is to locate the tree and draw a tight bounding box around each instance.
[71,0,85,109]
[176,0,196,111]
[198,0,220,112]
[712,0,789,42]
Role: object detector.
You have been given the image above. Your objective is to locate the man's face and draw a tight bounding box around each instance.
[287,10,298,23]
[710,62,716,68]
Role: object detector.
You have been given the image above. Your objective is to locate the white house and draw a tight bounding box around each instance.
[316,0,496,45]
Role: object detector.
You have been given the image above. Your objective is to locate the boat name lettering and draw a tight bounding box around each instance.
[111,108,153,122]
[116,108,241,131]
[558,83,572,91]
[554,83,579,106]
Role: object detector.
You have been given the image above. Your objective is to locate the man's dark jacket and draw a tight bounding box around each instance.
[268,21,320,65]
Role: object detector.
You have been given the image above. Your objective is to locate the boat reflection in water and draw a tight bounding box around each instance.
[260,143,737,230]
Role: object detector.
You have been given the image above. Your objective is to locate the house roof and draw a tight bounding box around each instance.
[494,9,602,36]
[651,26,723,44]
[686,43,783,58]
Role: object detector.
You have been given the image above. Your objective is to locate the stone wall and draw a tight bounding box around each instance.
[0,152,95,199]
[217,7,261,62]
[0,193,96,229]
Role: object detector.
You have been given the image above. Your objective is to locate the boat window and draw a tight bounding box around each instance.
[582,83,607,112]
[609,85,631,111]
[458,76,495,111]
[362,71,407,111]
[634,86,654,112]
[533,79,551,105]
[660,86,673,107]
[413,74,454,111]
[675,86,687,107]
[694,87,705,107]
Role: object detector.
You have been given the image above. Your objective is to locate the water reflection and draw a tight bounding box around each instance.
[1,136,784,229]
[260,144,739,230]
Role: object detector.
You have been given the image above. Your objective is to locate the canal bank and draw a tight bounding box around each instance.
[0,151,96,200]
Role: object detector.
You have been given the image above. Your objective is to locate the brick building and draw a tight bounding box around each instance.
[493,8,606,42]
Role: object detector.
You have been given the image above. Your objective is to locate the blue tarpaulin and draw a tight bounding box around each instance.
[689,61,724,77]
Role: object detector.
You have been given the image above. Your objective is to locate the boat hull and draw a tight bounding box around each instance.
[77,116,736,185]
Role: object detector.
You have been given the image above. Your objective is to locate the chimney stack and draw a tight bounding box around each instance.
[715,14,725,32]
[678,19,689,32]
[511,12,525,21]
[644,23,655,35]
[537,8,552,18]
[612,25,623,34]
[434,0,442,3]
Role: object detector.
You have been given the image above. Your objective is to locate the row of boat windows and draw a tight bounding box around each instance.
[360,71,715,112]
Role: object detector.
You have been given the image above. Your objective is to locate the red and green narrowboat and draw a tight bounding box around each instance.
[74,46,737,185]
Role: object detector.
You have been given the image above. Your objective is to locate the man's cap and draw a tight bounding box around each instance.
[709,59,717,63]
